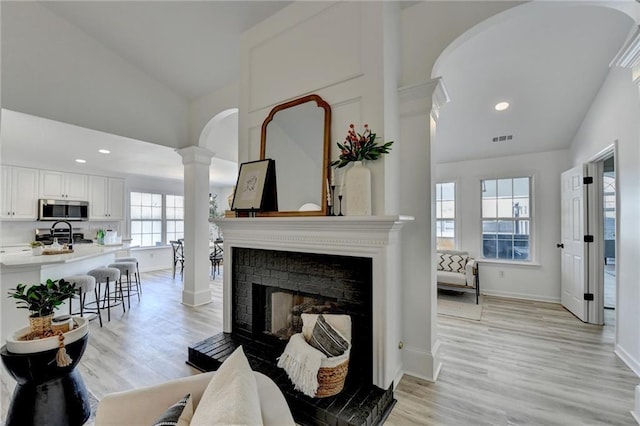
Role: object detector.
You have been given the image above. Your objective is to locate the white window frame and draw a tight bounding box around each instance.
[129,191,184,248]
[479,175,535,263]
[435,181,457,250]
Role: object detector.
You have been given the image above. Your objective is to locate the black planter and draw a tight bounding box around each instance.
[1,333,90,426]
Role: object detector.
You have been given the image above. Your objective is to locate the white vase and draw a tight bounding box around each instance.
[345,161,371,216]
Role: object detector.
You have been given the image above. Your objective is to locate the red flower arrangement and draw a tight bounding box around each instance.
[331,124,393,168]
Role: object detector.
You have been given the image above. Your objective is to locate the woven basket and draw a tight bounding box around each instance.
[315,358,349,398]
[28,314,53,336]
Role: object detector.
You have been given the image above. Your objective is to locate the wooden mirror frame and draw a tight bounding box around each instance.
[259,94,331,216]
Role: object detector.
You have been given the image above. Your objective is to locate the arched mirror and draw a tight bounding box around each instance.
[260,94,331,216]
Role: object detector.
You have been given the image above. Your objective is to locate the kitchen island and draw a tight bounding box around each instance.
[1,243,134,341]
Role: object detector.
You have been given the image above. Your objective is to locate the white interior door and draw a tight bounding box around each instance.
[560,165,589,321]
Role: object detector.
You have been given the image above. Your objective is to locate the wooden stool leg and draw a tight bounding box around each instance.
[94,287,103,327]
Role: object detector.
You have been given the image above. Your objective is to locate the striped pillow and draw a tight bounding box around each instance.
[152,393,192,426]
[308,314,350,357]
[437,253,468,273]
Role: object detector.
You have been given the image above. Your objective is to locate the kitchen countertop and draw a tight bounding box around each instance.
[0,243,135,268]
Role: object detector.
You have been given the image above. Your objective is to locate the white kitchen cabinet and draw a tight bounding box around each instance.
[89,176,125,220]
[39,170,88,200]
[1,166,39,220]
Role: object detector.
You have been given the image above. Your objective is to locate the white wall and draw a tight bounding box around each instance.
[435,150,570,302]
[569,66,640,374]
[2,2,189,149]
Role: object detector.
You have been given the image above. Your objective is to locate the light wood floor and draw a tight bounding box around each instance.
[2,269,637,425]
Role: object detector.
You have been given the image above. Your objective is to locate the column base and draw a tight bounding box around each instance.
[401,340,441,382]
[182,288,212,307]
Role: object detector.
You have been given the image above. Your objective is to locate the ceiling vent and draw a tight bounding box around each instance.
[491,134,514,143]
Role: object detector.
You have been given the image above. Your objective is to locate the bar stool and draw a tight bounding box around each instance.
[63,275,103,327]
[87,267,123,322]
[114,256,142,296]
[108,262,137,309]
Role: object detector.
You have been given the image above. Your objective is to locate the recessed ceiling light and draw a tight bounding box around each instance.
[75,159,86,163]
[495,101,510,111]
[98,149,111,154]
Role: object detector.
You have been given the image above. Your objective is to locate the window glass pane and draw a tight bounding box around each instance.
[152,232,162,246]
[513,236,529,260]
[483,237,497,258]
[497,179,512,197]
[152,206,162,219]
[131,206,142,219]
[440,201,455,219]
[482,220,498,233]
[482,200,497,218]
[497,238,514,260]
[141,206,151,219]
[167,221,175,233]
[175,208,184,220]
[497,199,513,218]
[441,220,454,238]
[166,208,175,220]
[176,221,184,233]
[515,219,530,236]
[436,201,442,218]
[514,198,529,218]
[141,192,152,205]
[152,194,162,206]
[131,221,141,234]
[482,180,496,198]
[141,234,152,247]
[131,192,142,206]
[142,221,152,233]
[513,177,529,197]
[131,235,141,247]
[441,182,455,201]
[497,220,515,234]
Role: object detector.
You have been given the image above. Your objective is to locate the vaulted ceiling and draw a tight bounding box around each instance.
[0,1,636,183]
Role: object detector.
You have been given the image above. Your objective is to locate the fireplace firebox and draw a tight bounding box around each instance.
[233,248,373,384]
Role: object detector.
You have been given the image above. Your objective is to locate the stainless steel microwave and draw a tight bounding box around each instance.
[38,199,89,221]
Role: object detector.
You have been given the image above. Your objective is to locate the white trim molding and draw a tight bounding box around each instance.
[610,25,640,69]
[217,215,413,389]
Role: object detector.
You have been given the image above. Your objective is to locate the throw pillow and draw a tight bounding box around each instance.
[438,253,467,273]
[190,346,263,426]
[308,314,350,357]
[152,393,193,426]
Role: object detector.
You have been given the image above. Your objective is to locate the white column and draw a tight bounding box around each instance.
[177,146,215,306]
[397,78,449,382]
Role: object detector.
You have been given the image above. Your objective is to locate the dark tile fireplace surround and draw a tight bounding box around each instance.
[188,248,395,426]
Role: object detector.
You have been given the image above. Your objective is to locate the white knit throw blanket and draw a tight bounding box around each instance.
[277,333,325,397]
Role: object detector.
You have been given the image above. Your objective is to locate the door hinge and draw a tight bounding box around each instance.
[584,235,594,243]
[583,176,593,185]
[584,293,594,301]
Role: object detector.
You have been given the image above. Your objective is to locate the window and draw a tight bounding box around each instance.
[481,177,531,261]
[435,182,455,250]
[130,192,183,247]
[166,195,184,243]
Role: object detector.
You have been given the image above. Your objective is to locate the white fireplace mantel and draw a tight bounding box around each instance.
[217,215,413,389]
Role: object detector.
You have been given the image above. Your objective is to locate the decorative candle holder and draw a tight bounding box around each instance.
[331,185,336,216]
[338,195,344,216]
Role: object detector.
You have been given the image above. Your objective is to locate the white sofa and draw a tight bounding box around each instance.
[95,370,294,425]
[436,249,480,304]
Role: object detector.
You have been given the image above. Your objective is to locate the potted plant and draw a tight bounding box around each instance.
[29,241,44,256]
[8,279,76,339]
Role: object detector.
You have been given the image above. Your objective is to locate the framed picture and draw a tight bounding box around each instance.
[231,159,277,212]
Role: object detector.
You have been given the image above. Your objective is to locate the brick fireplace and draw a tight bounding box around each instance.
[218,216,411,389]
[188,216,412,425]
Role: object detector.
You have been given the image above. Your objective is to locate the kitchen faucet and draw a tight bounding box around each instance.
[50,220,73,248]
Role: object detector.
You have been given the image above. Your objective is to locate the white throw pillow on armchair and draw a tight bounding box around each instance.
[190,346,264,426]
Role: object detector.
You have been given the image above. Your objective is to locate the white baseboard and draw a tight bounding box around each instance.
[401,340,441,383]
[615,344,640,378]
[480,289,560,304]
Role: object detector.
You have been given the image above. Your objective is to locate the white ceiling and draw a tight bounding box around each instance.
[433,4,634,163]
[0,1,635,182]
[41,1,291,100]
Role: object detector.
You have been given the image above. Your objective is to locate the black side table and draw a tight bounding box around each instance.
[1,333,90,426]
